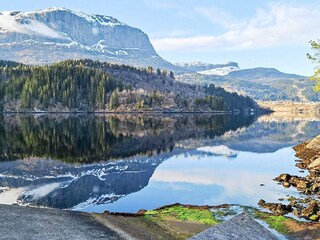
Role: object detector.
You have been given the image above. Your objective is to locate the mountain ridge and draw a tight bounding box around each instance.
[175,62,318,102]
[176,61,239,72]
[0,7,179,70]
[228,67,305,79]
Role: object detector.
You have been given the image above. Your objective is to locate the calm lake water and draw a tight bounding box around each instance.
[0,114,319,213]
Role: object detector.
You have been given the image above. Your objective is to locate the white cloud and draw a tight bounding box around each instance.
[144,0,196,19]
[27,183,61,200]
[24,20,64,39]
[194,6,240,30]
[0,13,23,32]
[0,12,64,39]
[152,3,320,52]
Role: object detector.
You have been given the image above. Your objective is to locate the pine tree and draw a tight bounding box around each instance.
[109,88,119,110]
[169,71,175,79]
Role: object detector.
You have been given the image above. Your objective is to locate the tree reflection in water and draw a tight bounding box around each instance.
[0,114,257,163]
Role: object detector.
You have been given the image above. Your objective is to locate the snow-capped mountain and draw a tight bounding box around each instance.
[198,66,240,76]
[176,61,240,76]
[0,7,176,69]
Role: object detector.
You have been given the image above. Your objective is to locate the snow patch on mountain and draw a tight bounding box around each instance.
[25,7,125,27]
[197,145,239,158]
[198,66,240,76]
[176,61,240,74]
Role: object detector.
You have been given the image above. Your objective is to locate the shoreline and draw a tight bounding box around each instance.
[0,110,258,115]
[258,101,320,113]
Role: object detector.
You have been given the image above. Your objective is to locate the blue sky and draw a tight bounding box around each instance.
[1,0,320,75]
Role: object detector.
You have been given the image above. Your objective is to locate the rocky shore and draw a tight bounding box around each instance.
[259,135,320,221]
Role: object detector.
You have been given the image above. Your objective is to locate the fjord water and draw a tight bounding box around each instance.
[0,114,318,213]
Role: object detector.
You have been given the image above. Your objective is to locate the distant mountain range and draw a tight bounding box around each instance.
[175,61,240,75]
[0,7,178,70]
[175,62,320,102]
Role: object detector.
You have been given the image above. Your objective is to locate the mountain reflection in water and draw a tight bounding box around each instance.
[0,114,320,212]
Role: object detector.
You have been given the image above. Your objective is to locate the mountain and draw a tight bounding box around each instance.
[227,67,303,79]
[176,62,320,102]
[176,61,240,76]
[0,8,178,70]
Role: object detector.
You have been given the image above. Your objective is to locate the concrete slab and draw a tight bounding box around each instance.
[0,204,124,240]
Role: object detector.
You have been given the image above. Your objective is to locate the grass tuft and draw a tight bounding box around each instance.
[145,206,219,225]
[255,211,293,234]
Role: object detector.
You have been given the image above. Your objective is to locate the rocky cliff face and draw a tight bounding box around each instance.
[0,8,176,69]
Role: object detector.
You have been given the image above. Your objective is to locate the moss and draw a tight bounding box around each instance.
[309,215,319,221]
[144,210,158,215]
[255,211,293,234]
[145,206,219,225]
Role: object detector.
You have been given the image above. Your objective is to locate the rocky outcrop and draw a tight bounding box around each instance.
[260,135,320,221]
[274,174,311,192]
[274,135,320,196]
[258,199,293,216]
[0,8,177,70]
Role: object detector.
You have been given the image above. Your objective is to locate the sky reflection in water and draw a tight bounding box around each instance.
[92,147,301,213]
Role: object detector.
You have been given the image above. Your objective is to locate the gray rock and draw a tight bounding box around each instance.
[189,213,278,240]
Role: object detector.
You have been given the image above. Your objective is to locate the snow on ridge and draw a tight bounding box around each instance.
[23,7,125,27]
[197,145,239,157]
[0,7,125,38]
[0,38,132,56]
[198,66,240,76]
[72,193,125,210]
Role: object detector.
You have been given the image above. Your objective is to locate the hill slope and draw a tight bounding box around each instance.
[176,63,320,102]
[0,8,178,70]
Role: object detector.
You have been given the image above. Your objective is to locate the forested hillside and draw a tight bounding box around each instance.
[0,59,260,112]
[176,71,320,102]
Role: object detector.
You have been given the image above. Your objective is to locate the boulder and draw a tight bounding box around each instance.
[311,183,320,193]
[302,201,318,217]
[288,176,301,186]
[275,174,291,182]
[258,199,293,215]
[308,157,320,169]
[296,180,308,191]
[282,182,291,188]
[306,135,320,150]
